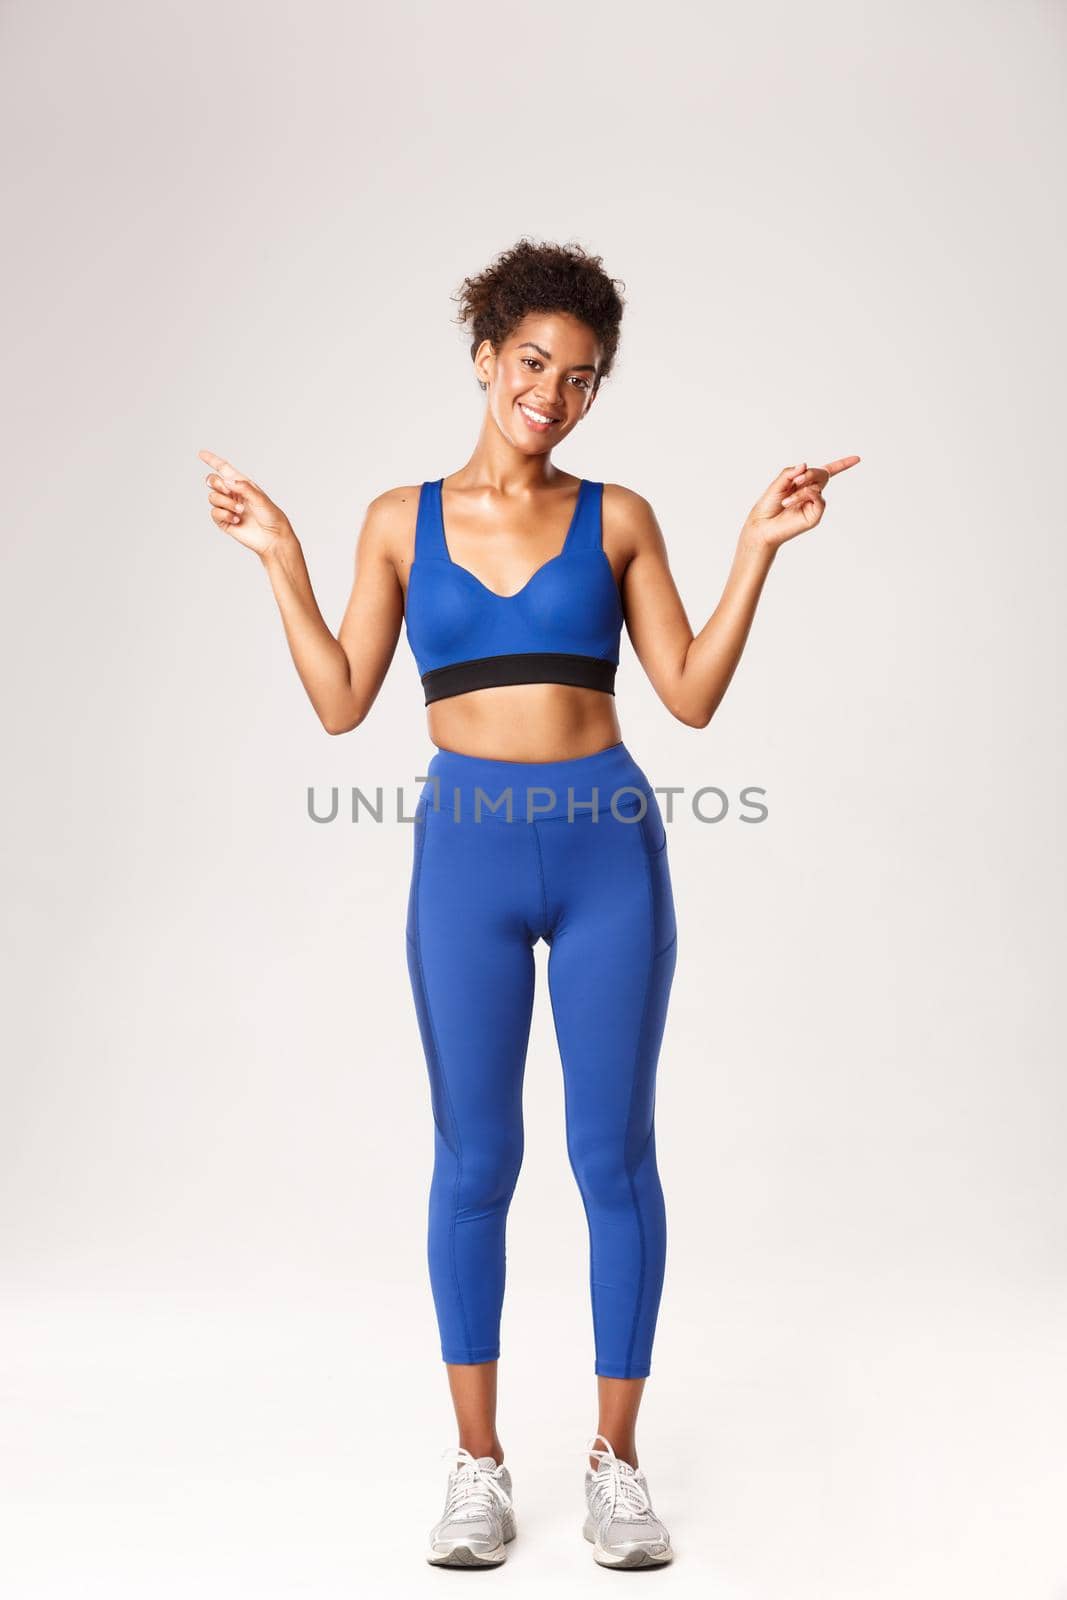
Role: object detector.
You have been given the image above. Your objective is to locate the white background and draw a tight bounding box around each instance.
[2,0,1064,1594]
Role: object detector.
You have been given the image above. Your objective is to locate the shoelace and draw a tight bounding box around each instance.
[585,1433,655,1524]
[440,1445,513,1522]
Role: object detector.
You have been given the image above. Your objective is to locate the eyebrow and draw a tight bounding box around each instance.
[516,341,598,373]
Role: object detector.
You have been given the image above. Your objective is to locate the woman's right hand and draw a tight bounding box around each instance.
[198,448,294,558]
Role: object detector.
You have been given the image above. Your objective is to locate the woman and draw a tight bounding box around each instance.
[198,238,858,1571]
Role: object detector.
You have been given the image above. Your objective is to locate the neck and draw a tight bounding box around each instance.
[452,409,570,495]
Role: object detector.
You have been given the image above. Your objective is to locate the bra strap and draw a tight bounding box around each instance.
[414,478,449,562]
[562,479,605,553]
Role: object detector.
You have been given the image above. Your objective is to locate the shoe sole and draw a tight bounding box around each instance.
[426,1542,507,1567]
[583,1516,673,1567]
[426,1515,516,1566]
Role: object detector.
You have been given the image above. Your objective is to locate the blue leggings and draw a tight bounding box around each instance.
[405,741,677,1378]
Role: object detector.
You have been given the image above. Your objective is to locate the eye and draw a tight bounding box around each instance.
[521,357,542,371]
[570,376,590,390]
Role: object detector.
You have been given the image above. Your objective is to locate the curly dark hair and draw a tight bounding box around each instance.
[452,237,626,394]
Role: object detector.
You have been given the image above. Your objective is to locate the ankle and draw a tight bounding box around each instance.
[590,1436,637,1472]
[459,1437,504,1466]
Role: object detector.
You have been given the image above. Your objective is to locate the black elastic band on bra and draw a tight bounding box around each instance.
[421,652,617,706]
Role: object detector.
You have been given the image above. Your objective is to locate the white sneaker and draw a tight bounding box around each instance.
[583,1433,673,1567]
[426,1446,516,1567]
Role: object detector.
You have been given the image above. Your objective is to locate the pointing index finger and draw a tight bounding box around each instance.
[823,456,861,478]
[199,448,240,479]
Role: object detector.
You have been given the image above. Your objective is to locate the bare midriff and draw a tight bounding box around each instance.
[427,682,624,762]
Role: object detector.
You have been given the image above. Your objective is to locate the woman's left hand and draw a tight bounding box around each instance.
[742,456,861,552]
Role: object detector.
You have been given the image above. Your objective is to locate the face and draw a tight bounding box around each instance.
[474,312,602,453]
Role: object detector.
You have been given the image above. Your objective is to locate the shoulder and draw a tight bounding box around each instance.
[601,480,663,559]
[357,482,425,569]
[362,481,425,531]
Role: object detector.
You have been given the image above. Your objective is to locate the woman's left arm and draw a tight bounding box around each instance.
[616,456,860,727]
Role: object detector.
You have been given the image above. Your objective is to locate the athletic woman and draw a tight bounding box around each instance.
[198,239,858,1569]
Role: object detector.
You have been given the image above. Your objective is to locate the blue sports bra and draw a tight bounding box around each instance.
[405,476,624,705]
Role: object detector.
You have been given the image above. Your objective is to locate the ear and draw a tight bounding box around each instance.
[473,337,496,391]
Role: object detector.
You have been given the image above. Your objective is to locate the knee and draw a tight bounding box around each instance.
[449,1135,524,1220]
[567,1134,637,1210]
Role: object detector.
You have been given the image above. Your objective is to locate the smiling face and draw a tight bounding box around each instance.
[474,311,602,454]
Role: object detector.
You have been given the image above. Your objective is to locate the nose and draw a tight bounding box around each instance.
[534,376,564,410]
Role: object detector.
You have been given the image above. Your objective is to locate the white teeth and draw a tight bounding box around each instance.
[520,404,556,425]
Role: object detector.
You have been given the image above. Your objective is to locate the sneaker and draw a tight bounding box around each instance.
[583,1433,673,1567]
[426,1445,516,1567]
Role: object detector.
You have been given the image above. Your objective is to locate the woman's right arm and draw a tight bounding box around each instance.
[199,450,407,735]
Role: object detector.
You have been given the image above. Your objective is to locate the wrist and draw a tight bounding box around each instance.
[737,523,778,563]
[259,526,300,566]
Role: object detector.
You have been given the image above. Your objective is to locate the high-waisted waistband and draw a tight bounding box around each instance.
[417,740,655,823]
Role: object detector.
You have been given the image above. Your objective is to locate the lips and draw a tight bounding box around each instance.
[518,401,561,430]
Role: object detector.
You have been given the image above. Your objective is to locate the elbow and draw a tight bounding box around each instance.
[667,659,714,728]
[320,704,365,736]
[668,698,713,729]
